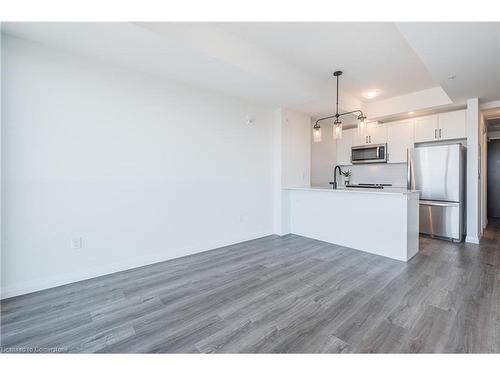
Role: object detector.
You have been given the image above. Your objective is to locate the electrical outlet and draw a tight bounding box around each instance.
[71,237,82,250]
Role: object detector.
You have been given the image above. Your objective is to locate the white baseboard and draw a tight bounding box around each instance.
[1,232,273,299]
[1,253,174,300]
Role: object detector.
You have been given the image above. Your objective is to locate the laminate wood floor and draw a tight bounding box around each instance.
[1,226,499,353]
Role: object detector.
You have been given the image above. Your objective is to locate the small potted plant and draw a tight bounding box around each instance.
[341,169,352,186]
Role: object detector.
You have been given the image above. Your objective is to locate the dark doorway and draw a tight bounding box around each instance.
[487,139,500,218]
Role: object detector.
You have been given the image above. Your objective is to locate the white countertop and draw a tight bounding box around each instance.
[284,186,419,196]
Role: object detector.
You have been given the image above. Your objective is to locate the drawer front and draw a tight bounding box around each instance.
[419,201,461,240]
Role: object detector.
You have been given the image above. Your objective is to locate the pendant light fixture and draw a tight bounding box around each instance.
[333,118,343,139]
[312,71,367,142]
[312,125,322,142]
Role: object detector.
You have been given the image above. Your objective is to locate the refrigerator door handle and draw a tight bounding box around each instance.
[420,200,460,207]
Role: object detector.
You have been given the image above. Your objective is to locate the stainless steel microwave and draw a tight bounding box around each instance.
[351,143,387,164]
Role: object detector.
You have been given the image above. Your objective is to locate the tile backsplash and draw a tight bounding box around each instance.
[338,163,408,187]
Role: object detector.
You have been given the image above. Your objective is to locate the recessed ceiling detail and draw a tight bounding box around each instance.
[2,22,500,118]
[215,22,438,103]
[396,22,500,103]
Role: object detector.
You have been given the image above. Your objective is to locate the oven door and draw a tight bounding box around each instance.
[351,144,387,164]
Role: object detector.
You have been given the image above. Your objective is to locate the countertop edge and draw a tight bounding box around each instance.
[283,187,420,196]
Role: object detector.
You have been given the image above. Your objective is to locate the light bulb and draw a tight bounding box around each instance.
[362,89,381,99]
[333,120,343,140]
[357,115,367,136]
[313,126,322,142]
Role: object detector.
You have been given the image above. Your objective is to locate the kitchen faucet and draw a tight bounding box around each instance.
[330,165,342,189]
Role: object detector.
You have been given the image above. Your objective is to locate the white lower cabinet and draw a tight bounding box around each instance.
[336,128,354,165]
[386,119,414,163]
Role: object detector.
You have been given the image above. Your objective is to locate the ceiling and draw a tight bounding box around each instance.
[2,22,500,118]
[215,22,437,101]
[396,22,500,104]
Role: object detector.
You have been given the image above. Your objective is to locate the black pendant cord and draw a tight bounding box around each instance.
[313,70,366,128]
[335,73,342,120]
[335,71,339,119]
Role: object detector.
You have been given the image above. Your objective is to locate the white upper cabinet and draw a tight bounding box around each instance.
[438,109,466,140]
[414,110,467,143]
[414,115,439,143]
[368,122,387,144]
[336,128,354,165]
[386,119,414,163]
[333,109,465,167]
[353,122,386,146]
[352,128,367,146]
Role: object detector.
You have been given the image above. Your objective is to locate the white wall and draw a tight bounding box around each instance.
[480,113,487,231]
[466,98,481,244]
[0,25,3,298]
[310,120,336,187]
[272,108,310,235]
[281,109,311,188]
[1,35,276,298]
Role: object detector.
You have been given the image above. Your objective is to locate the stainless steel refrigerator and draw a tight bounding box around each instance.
[408,144,466,242]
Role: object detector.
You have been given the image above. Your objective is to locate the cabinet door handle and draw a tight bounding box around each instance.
[439,128,442,138]
[365,136,368,143]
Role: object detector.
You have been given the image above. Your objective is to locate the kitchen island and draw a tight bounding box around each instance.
[280,187,420,262]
